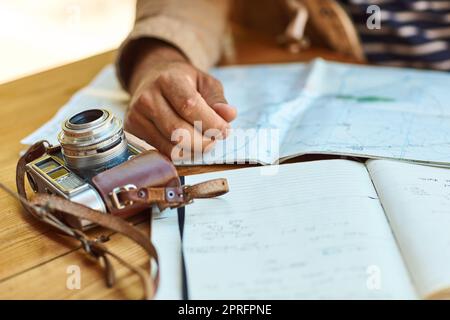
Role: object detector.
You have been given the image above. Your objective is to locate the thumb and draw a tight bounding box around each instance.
[198,74,237,122]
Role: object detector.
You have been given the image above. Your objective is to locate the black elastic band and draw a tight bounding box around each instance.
[177,176,189,300]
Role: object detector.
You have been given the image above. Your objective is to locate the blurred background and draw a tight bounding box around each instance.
[0,0,136,84]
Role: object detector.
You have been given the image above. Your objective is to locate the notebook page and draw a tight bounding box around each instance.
[367,160,450,298]
[183,160,416,299]
[151,208,183,300]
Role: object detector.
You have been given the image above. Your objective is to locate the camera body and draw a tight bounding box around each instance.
[25,109,146,228]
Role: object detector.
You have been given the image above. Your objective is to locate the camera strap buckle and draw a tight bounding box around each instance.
[110,184,137,209]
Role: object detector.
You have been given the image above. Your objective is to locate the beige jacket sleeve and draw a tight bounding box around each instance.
[116,0,230,89]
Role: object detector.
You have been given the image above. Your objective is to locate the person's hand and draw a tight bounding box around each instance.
[124,39,237,159]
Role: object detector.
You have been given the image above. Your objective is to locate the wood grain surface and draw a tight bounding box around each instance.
[0,26,357,299]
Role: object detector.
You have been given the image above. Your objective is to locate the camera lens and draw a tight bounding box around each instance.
[69,109,104,125]
[58,109,128,171]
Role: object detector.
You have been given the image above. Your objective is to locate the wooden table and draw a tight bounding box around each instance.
[0,28,357,299]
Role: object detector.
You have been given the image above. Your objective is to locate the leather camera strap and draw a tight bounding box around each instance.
[117,179,229,207]
[7,140,229,299]
[2,183,158,299]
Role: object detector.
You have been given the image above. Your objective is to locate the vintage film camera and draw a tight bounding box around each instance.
[24,108,175,229]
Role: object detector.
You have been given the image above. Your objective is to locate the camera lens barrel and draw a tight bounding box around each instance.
[58,109,128,170]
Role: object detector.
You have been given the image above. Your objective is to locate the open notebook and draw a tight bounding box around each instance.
[153,160,450,299]
[22,59,450,167]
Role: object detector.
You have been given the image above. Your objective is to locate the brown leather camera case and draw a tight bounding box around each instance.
[91,150,180,218]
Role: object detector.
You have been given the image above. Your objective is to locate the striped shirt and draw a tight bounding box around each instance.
[341,0,450,71]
